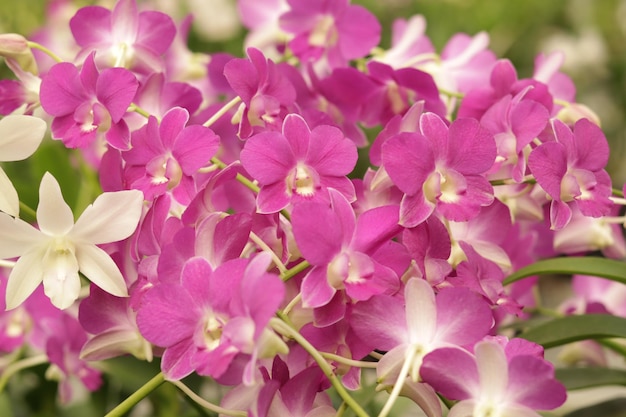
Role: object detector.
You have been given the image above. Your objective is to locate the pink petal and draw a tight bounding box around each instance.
[281,113,310,158]
[301,266,336,308]
[70,6,112,48]
[173,125,220,175]
[307,124,357,176]
[421,347,479,401]
[383,132,433,195]
[136,10,176,54]
[96,68,138,122]
[240,131,296,184]
[39,62,86,116]
[292,200,343,265]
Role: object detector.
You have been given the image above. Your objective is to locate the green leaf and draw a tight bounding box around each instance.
[520,314,626,349]
[556,367,626,390]
[504,257,626,286]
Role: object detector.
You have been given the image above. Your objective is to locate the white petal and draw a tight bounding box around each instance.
[0,115,46,161]
[37,172,75,236]
[72,190,143,244]
[0,212,44,259]
[42,257,81,310]
[0,167,19,217]
[75,243,128,297]
[5,248,46,310]
[475,340,509,403]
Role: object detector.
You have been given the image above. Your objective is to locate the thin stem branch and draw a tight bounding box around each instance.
[378,347,416,417]
[270,317,369,417]
[282,292,302,316]
[0,354,48,392]
[203,96,242,128]
[26,41,62,63]
[249,231,287,273]
[128,103,152,119]
[19,201,37,222]
[280,260,310,282]
[104,372,165,417]
[169,380,247,417]
[320,352,378,369]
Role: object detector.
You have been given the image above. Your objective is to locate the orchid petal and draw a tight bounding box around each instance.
[5,247,46,310]
[0,167,19,217]
[0,213,44,258]
[405,278,437,344]
[0,115,47,161]
[72,189,143,244]
[37,172,75,236]
[75,244,129,297]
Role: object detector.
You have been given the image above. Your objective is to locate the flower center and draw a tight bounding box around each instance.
[292,164,317,197]
[203,312,225,350]
[309,15,338,47]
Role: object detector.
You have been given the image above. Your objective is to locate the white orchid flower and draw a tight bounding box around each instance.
[0,172,144,310]
[0,115,47,216]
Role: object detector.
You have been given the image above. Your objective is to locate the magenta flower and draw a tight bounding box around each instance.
[291,189,402,323]
[39,52,138,150]
[78,284,152,362]
[528,118,613,230]
[224,47,296,138]
[122,107,220,204]
[351,278,493,388]
[45,314,103,404]
[69,0,176,73]
[319,62,445,128]
[421,337,566,417]
[458,59,554,121]
[382,112,496,227]
[240,113,357,213]
[480,87,550,182]
[279,0,381,73]
[136,254,285,382]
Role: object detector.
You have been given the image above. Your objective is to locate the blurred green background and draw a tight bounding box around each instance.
[0,1,625,416]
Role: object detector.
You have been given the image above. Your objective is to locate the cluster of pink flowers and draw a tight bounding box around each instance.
[0,0,624,415]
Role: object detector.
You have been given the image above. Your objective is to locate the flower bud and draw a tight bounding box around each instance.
[0,33,38,75]
[556,102,601,127]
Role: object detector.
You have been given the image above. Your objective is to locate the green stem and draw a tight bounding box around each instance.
[378,346,416,417]
[270,318,369,417]
[489,176,536,187]
[26,41,63,63]
[210,157,260,194]
[280,259,310,282]
[128,103,152,119]
[203,96,242,128]
[320,352,378,369]
[0,354,48,392]
[104,372,165,417]
[598,339,626,360]
[169,380,246,417]
[19,201,37,223]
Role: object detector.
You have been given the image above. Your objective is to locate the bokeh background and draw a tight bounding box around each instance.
[0,1,625,416]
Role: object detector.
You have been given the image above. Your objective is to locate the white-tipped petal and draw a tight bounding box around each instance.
[0,167,19,217]
[76,243,128,297]
[405,278,437,344]
[0,115,46,161]
[0,212,44,259]
[72,190,143,244]
[37,172,74,236]
[475,340,509,402]
[5,248,46,310]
